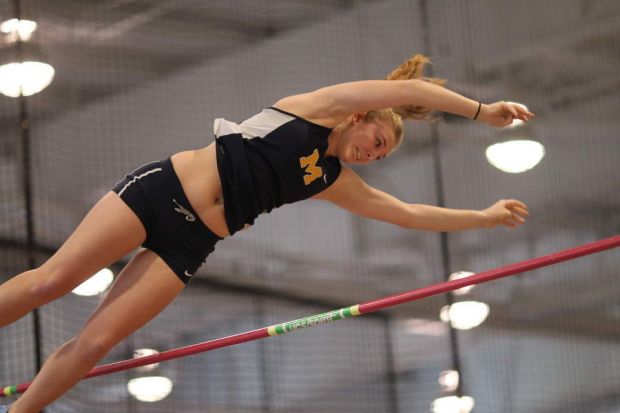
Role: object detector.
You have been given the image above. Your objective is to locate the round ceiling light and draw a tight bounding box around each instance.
[0,61,55,97]
[486,139,545,173]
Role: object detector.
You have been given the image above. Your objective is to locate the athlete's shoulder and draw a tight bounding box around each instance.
[273,94,342,129]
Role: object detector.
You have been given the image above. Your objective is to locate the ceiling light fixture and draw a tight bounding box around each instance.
[72,268,114,296]
[0,18,37,41]
[448,271,475,296]
[486,139,545,174]
[438,370,460,392]
[127,376,173,403]
[133,348,161,372]
[127,348,173,402]
[0,18,55,98]
[431,395,475,413]
[440,301,490,330]
[485,103,544,173]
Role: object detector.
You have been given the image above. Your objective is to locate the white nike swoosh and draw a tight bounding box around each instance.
[184,271,193,277]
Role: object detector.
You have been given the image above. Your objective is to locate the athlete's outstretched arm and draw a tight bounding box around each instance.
[313,167,529,232]
[275,79,535,128]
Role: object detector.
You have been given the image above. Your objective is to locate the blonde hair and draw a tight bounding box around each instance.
[366,54,447,150]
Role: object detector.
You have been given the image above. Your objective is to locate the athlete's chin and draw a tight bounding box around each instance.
[337,146,360,164]
[345,147,358,164]
[343,154,358,165]
[346,154,359,165]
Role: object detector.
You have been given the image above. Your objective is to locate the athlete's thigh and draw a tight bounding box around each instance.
[79,249,184,343]
[42,191,146,282]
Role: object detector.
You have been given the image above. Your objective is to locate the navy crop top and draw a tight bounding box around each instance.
[215,107,342,236]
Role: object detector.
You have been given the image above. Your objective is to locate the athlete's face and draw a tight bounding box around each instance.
[337,114,397,165]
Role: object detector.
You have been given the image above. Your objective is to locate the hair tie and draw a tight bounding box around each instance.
[473,101,482,121]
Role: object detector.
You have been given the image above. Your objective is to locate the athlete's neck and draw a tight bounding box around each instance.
[326,127,342,158]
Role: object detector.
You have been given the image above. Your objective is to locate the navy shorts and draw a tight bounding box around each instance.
[112,158,222,284]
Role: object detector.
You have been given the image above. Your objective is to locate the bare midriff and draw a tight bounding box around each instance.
[170,143,230,238]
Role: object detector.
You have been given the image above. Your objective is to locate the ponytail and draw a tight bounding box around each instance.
[386,54,446,122]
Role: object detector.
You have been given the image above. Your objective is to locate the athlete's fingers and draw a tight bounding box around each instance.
[512,206,529,218]
[506,199,528,211]
[505,102,519,117]
[507,102,535,123]
[506,203,528,214]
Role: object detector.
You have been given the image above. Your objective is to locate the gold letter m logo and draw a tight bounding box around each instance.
[299,149,323,185]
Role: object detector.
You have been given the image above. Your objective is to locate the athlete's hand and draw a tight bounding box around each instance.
[478,101,535,128]
[481,199,529,229]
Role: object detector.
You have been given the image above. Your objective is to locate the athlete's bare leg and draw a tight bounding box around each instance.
[9,249,185,413]
[0,191,146,327]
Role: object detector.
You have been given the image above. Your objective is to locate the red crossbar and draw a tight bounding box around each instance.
[3,235,618,397]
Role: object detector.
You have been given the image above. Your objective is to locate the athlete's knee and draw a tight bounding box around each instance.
[28,265,83,303]
[74,332,119,361]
